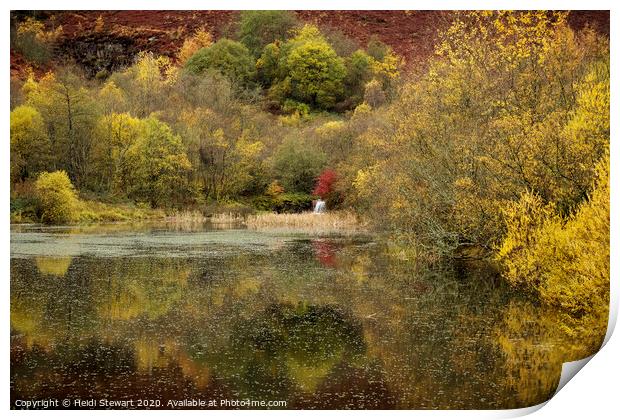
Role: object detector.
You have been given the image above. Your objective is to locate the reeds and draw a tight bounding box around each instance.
[165,210,207,222]
[210,212,245,224]
[245,211,365,234]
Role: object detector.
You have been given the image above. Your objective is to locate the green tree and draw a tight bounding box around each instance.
[185,39,256,87]
[238,10,298,57]
[363,79,386,108]
[344,50,374,102]
[285,38,346,109]
[256,24,397,111]
[272,138,326,193]
[256,42,283,86]
[34,170,79,224]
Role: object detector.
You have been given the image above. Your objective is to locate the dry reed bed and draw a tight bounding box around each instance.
[244,211,366,234]
[210,212,245,224]
[165,210,207,222]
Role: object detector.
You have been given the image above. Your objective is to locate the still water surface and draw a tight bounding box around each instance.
[11,222,577,409]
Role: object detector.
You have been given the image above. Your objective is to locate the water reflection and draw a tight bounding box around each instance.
[10,226,599,409]
[311,239,338,268]
[35,256,74,276]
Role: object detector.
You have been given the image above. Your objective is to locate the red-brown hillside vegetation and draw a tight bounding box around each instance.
[10,10,609,78]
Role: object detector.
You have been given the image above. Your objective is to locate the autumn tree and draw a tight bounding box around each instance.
[497,155,609,351]
[176,26,213,65]
[344,47,401,105]
[111,52,177,118]
[349,11,609,253]
[363,79,386,108]
[312,169,343,208]
[313,120,354,165]
[12,16,62,64]
[10,105,52,182]
[90,112,142,193]
[98,80,128,115]
[124,117,193,207]
[23,68,98,187]
[177,107,267,200]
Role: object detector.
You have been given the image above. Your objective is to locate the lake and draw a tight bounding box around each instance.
[10,222,577,409]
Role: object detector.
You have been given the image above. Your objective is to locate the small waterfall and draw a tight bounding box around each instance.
[313,199,326,214]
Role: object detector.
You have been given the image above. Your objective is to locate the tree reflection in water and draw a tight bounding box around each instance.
[10,230,604,409]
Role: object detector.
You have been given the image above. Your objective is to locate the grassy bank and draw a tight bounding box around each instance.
[10,199,166,224]
[77,200,166,223]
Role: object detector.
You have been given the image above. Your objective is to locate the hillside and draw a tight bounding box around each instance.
[10,10,609,78]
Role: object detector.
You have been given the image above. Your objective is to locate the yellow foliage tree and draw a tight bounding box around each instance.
[14,17,63,64]
[94,15,104,32]
[497,154,609,352]
[23,70,98,187]
[348,11,609,254]
[17,17,63,44]
[10,105,51,182]
[98,80,128,114]
[121,52,178,117]
[178,108,267,200]
[34,170,80,224]
[176,26,213,65]
[90,112,142,193]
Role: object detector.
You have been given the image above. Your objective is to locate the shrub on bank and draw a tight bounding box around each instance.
[18,172,164,225]
[34,170,79,224]
[272,137,327,194]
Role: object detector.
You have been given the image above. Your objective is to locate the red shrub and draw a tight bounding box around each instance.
[312,169,337,197]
